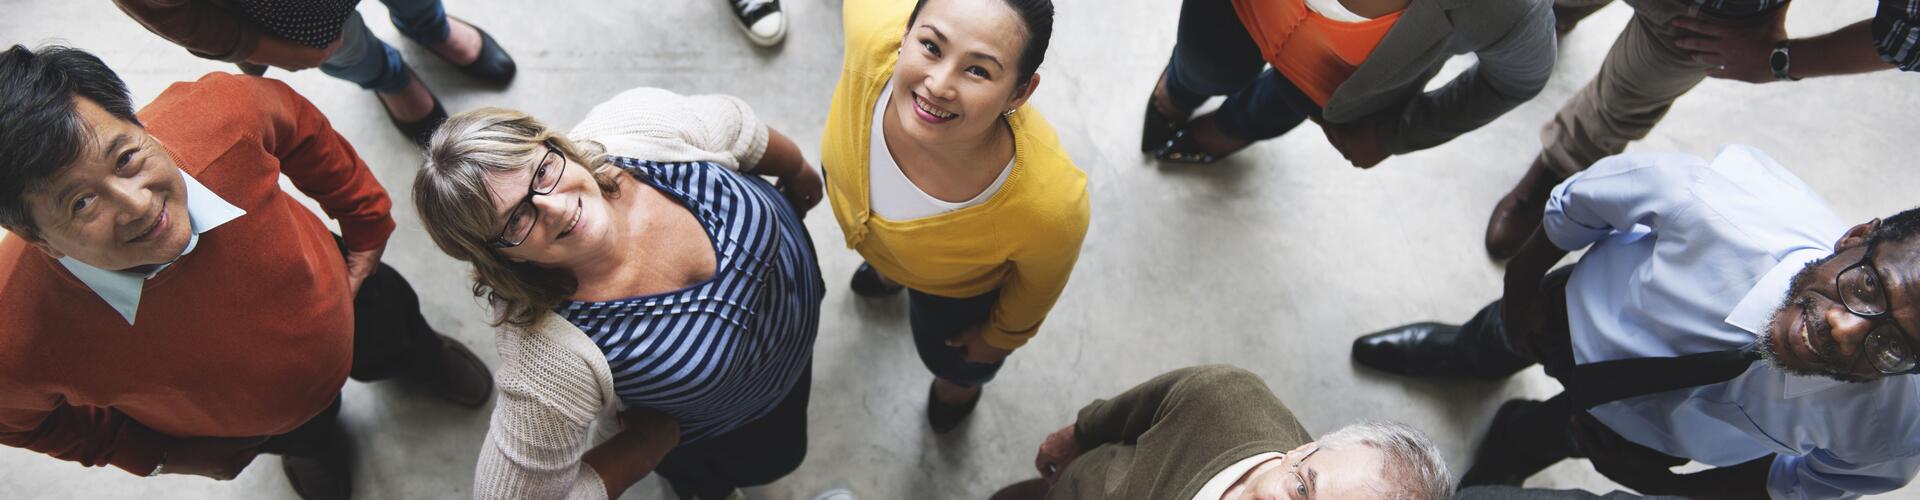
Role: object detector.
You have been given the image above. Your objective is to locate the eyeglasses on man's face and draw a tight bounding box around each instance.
[1834,234,1920,375]
[490,143,565,249]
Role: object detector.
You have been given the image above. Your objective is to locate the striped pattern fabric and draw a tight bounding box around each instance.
[557,157,822,444]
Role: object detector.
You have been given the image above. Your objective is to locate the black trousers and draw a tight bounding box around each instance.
[656,364,813,500]
[908,288,1005,387]
[1450,267,1695,480]
[259,238,443,457]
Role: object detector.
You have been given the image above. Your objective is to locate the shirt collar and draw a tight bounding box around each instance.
[1724,247,1847,398]
[56,169,245,325]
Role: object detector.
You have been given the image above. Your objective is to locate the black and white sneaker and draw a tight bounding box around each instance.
[727,0,787,47]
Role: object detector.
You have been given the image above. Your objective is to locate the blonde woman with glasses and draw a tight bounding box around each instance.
[413,88,823,500]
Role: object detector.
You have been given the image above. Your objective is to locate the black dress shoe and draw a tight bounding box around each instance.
[849,262,903,297]
[452,24,516,86]
[927,381,980,434]
[1350,322,1484,378]
[425,334,494,408]
[282,433,352,500]
[383,79,447,148]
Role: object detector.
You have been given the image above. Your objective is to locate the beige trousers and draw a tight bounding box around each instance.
[1535,0,1778,176]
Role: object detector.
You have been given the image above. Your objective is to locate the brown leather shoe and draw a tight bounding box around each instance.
[428,335,493,408]
[1484,160,1563,260]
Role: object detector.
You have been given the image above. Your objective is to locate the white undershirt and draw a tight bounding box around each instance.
[1305,0,1374,23]
[868,81,1013,221]
[1192,452,1286,500]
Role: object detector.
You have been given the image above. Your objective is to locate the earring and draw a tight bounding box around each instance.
[1002,109,1016,117]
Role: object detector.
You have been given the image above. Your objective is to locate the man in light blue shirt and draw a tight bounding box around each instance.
[1352,145,1920,499]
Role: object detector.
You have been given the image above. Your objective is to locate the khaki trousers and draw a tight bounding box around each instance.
[1535,0,1780,176]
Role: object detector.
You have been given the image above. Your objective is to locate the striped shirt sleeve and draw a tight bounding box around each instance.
[1874,0,1920,71]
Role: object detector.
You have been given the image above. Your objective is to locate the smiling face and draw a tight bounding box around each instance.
[1764,220,1920,382]
[17,97,192,271]
[890,0,1039,148]
[481,145,618,268]
[1225,442,1389,500]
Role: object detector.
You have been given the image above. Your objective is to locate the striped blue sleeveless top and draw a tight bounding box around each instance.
[557,158,823,443]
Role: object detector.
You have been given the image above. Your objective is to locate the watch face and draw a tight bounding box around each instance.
[1771,49,1789,72]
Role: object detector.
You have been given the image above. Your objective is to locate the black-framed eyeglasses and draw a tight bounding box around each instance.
[1836,234,1919,374]
[489,142,565,249]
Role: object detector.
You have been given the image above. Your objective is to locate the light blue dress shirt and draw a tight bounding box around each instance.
[55,169,245,325]
[1543,145,1920,500]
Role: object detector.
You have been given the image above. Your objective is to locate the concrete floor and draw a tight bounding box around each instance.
[4,0,1919,498]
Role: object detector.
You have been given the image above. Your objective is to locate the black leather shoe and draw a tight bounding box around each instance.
[1142,94,1180,153]
[452,24,516,86]
[426,334,493,408]
[1350,322,1482,378]
[849,262,903,297]
[927,381,980,434]
[282,433,352,500]
[382,75,447,149]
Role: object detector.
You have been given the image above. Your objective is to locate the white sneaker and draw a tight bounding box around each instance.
[810,488,856,500]
[728,0,787,47]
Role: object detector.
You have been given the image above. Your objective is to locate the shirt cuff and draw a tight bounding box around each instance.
[980,326,1033,350]
[338,216,397,253]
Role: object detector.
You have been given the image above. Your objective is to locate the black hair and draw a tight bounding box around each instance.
[0,45,139,232]
[907,0,1054,87]
[1873,206,1920,244]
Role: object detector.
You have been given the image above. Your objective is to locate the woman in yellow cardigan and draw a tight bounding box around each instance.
[822,0,1089,433]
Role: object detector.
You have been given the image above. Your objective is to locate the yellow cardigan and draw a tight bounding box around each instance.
[822,0,1090,350]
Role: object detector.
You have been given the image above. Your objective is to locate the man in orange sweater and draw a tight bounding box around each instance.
[0,45,489,500]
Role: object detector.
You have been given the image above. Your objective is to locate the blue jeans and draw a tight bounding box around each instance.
[319,0,452,93]
[908,288,1004,387]
[1164,0,1322,142]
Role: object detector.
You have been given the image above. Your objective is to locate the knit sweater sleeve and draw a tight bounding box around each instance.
[472,327,613,500]
[570,87,769,172]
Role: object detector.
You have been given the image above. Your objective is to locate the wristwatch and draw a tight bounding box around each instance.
[1770,41,1799,82]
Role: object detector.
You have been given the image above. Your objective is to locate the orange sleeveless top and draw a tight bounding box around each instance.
[1231,0,1404,106]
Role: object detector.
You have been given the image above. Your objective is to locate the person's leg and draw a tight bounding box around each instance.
[318,11,412,94]
[1212,69,1319,142]
[260,398,352,500]
[1161,0,1267,114]
[378,0,452,47]
[1488,3,1755,257]
[908,289,1003,432]
[335,236,491,406]
[655,366,814,500]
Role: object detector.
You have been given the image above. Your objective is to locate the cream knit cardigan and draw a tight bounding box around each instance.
[470,87,770,500]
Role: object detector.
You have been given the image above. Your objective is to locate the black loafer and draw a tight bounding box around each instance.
[927,381,981,434]
[282,429,353,500]
[849,262,903,297]
[1351,322,1485,379]
[457,25,516,86]
[383,78,448,149]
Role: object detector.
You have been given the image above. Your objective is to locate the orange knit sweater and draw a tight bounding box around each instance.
[0,73,393,475]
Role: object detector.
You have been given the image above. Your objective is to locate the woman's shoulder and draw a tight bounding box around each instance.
[495,314,616,394]
[840,0,913,75]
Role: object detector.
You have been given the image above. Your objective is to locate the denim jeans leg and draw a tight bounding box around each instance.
[379,0,452,46]
[318,11,412,93]
[1214,69,1320,142]
[1164,0,1266,111]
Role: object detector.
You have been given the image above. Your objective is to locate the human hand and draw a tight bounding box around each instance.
[1673,13,1787,83]
[775,163,824,218]
[1318,118,1389,168]
[945,324,1014,364]
[247,35,341,72]
[1570,412,1689,494]
[344,242,386,297]
[157,436,269,480]
[1035,424,1083,485]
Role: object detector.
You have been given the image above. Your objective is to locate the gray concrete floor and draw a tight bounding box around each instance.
[3,0,1918,498]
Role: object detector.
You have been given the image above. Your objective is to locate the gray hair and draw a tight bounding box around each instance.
[1317,421,1452,500]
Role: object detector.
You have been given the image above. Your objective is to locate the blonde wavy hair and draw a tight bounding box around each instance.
[413,107,627,328]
